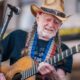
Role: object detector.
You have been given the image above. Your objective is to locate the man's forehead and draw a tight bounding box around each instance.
[37,12,62,22]
[37,11,53,17]
[37,11,55,18]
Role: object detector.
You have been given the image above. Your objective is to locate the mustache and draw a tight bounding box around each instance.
[44,24,56,30]
[44,28,54,32]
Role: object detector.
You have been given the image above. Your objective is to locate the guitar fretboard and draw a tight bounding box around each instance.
[21,44,80,80]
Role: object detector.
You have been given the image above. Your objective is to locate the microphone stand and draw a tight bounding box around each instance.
[0,10,13,71]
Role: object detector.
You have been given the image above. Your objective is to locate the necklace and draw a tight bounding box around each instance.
[28,32,56,62]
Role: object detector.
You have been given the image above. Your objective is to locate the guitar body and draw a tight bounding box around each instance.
[1,44,79,80]
[1,56,35,80]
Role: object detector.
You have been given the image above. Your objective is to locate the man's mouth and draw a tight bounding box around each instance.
[45,28,54,32]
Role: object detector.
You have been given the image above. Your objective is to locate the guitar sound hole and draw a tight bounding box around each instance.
[12,73,22,80]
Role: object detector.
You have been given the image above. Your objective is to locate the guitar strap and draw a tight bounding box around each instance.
[21,32,58,63]
[27,32,57,63]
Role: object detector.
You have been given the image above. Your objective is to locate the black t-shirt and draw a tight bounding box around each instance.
[1,30,73,79]
[35,39,73,80]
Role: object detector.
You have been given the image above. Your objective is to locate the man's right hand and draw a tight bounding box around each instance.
[0,73,6,80]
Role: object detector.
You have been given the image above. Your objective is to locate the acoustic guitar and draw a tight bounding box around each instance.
[1,44,80,80]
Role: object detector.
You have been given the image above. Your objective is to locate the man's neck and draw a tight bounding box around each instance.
[38,36,50,41]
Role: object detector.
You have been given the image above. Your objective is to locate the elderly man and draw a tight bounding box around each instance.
[0,0,72,80]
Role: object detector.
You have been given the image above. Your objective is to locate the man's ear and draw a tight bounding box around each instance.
[36,12,43,21]
[36,13,39,22]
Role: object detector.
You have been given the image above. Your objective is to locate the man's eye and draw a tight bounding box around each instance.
[47,19,52,22]
[54,19,60,24]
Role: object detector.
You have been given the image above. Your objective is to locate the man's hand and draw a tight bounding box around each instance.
[38,62,67,80]
[0,73,6,80]
[38,62,55,75]
[38,62,60,80]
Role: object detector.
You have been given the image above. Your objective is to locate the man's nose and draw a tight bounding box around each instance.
[48,21,53,27]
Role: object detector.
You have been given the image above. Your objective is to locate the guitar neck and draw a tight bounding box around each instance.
[21,63,38,80]
[49,44,80,65]
[21,44,80,80]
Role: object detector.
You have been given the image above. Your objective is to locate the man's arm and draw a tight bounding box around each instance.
[0,73,6,80]
[57,69,68,80]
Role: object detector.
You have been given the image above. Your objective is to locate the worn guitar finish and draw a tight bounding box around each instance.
[1,44,80,80]
[1,56,35,80]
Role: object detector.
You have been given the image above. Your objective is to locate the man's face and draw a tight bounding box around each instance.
[36,12,62,41]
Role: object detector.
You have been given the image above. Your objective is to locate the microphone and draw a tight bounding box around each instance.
[7,4,21,15]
